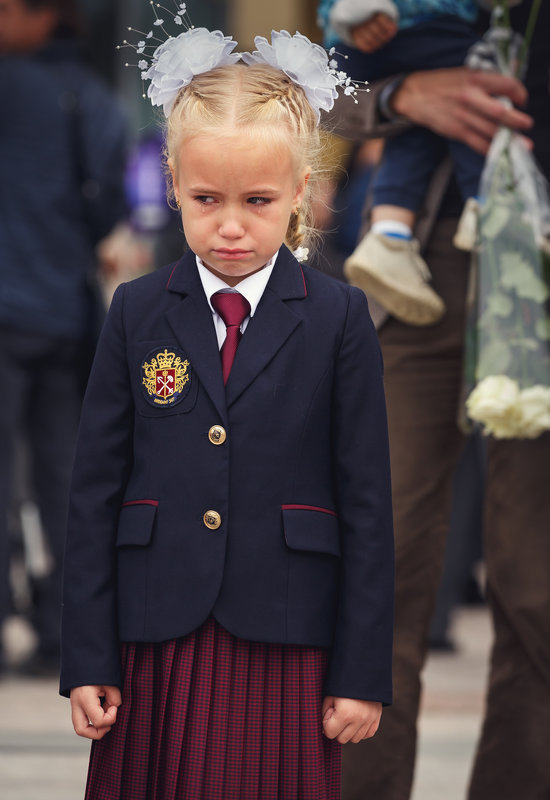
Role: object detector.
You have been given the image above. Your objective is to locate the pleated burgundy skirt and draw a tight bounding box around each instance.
[85,616,341,800]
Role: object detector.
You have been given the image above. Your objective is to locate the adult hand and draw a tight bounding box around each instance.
[70,685,122,740]
[322,696,382,744]
[351,13,398,53]
[391,67,533,154]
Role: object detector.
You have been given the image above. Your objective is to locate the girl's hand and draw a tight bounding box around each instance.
[70,685,122,740]
[322,696,382,744]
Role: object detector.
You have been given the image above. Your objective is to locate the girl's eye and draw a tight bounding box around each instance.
[195,196,216,205]
[248,197,271,206]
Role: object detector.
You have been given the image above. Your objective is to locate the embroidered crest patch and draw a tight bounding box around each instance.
[142,348,190,407]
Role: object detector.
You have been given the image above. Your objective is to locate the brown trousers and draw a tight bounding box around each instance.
[342,218,550,800]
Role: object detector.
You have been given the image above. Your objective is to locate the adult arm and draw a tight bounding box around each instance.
[329,67,532,151]
[390,67,532,155]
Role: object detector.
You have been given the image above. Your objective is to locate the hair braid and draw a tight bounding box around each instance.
[286,209,305,252]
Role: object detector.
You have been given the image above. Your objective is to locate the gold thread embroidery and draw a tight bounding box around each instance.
[142,349,190,405]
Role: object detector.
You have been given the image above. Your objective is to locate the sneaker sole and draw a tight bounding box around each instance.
[345,263,446,326]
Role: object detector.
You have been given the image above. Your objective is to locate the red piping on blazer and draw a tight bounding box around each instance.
[121,499,159,508]
[300,265,307,297]
[282,504,336,517]
[166,262,178,288]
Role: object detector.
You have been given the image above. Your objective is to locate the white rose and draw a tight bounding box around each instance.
[466,375,523,438]
[517,385,550,438]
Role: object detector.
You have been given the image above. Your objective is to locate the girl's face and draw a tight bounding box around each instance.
[172,132,309,286]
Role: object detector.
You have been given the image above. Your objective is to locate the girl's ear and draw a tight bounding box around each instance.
[168,157,180,205]
[293,167,311,209]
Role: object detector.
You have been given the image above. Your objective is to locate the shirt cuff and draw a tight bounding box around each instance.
[378,75,408,121]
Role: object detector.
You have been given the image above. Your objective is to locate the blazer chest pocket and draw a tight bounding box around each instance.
[132,340,198,417]
[116,501,158,547]
[282,506,340,557]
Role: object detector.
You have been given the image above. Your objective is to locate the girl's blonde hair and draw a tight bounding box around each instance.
[165,63,323,252]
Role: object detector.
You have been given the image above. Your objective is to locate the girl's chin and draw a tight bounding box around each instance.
[202,259,266,285]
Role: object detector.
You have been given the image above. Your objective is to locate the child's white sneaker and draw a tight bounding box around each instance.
[453,197,480,252]
[344,231,446,326]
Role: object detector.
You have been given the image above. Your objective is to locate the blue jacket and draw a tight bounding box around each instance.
[0,41,127,338]
[60,247,394,703]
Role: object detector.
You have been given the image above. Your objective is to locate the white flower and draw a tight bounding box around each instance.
[466,375,522,438]
[466,376,550,439]
[517,385,550,438]
[144,27,240,116]
[241,30,340,122]
[293,246,309,263]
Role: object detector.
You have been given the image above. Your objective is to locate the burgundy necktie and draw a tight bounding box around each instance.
[211,291,251,385]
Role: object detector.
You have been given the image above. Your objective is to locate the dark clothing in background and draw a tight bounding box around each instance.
[331,2,550,798]
[0,39,127,664]
[0,40,127,338]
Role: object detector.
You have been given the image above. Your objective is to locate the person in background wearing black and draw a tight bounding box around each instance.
[0,0,127,676]
[329,1,550,798]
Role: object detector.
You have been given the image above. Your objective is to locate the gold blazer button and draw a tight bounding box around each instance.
[204,510,222,530]
[208,425,227,445]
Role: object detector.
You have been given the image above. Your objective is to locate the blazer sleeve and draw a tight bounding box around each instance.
[327,73,410,142]
[324,287,394,704]
[60,283,134,697]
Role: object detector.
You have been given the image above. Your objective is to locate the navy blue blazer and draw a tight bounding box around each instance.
[60,246,394,703]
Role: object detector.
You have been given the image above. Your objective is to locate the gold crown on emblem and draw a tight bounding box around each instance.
[156,349,176,369]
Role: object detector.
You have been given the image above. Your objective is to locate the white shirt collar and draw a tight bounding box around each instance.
[196,252,278,317]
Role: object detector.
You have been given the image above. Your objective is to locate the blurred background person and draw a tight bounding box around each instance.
[327,1,550,798]
[0,0,127,675]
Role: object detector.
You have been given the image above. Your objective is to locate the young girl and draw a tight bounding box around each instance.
[61,23,394,800]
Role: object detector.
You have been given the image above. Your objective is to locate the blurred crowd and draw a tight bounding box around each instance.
[0,1,549,799]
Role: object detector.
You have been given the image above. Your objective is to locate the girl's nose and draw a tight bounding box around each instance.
[218,209,245,239]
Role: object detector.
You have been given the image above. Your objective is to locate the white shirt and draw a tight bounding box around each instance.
[196,253,278,349]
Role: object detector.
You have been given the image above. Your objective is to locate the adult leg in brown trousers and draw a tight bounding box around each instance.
[342,217,550,799]
[468,433,550,800]
[342,216,470,799]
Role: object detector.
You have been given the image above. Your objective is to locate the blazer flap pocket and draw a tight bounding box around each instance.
[282,506,340,556]
[116,501,158,547]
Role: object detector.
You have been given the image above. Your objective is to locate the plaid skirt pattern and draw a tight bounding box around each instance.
[85,616,341,800]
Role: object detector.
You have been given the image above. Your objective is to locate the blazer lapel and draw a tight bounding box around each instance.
[165,252,227,424]
[225,247,307,408]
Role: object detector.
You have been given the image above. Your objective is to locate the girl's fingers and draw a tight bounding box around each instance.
[335,724,355,744]
[104,686,122,708]
[70,685,120,739]
[322,697,382,742]
[71,702,112,740]
[365,717,381,739]
[350,722,372,743]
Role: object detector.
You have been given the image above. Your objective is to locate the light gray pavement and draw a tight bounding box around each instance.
[0,607,491,800]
